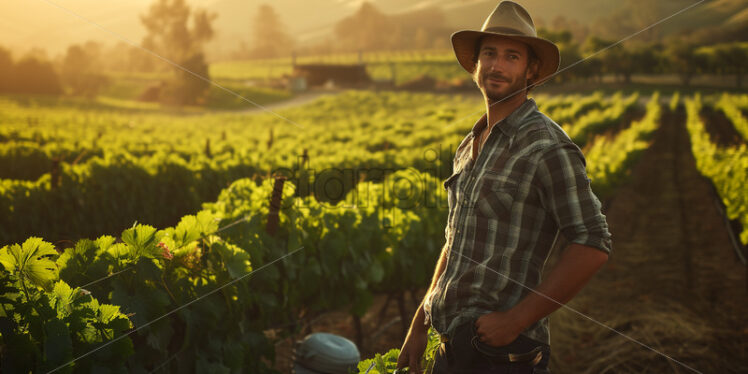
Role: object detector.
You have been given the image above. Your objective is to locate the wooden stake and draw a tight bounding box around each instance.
[265,175,287,236]
[50,158,61,190]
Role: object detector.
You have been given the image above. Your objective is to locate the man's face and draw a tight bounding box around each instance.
[473,35,536,102]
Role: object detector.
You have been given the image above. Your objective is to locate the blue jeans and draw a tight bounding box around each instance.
[431,319,551,374]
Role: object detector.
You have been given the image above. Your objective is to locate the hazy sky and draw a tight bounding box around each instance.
[2,0,725,61]
[2,0,159,57]
[0,0,509,59]
[0,0,380,58]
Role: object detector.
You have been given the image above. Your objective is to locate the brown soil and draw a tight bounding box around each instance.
[700,107,746,148]
[585,107,646,151]
[550,107,747,373]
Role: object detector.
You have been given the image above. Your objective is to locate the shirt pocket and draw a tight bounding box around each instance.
[443,169,463,211]
[474,171,519,220]
[443,169,462,191]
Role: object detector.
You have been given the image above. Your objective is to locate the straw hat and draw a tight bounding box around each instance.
[451,1,560,85]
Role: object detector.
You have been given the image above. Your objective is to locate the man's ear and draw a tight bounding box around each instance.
[525,59,539,81]
[472,61,482,84]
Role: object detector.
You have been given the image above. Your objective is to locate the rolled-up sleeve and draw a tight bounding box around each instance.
[536,143,612,254]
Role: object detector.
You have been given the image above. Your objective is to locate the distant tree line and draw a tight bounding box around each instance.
[231,2,451,59]
[0,47,62,95]
[539,28,747,88]
[0,0,216,106]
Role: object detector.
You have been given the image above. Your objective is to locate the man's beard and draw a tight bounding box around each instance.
[476,70,528,103]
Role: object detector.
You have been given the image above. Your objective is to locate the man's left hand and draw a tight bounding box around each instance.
[474,310,525,347]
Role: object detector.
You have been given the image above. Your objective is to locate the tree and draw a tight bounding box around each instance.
[61,43,110,97]
[538,28,573,45]
[334,2,394,52]
[608,46,635,83]
[161,52,210,105]
[581,36,615,83]
[590,0,662,42]
[714,43,747,88]
[390,6,448,50]
[549,15,589,43]
[557,41,583,83]
[0,47,13,93]
[628,43,660,76]
[250,4,294,59]
[140,0,217,105]
[13,56,62,95]
[538,28,581,82]
[665,42,707,87]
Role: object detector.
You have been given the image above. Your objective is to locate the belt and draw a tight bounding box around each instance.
[476,344,544,365]
[439,334,545,365]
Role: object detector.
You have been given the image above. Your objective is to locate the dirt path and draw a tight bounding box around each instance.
[550,107,747,373]
[236,90,341,114]
[701,106,746,147]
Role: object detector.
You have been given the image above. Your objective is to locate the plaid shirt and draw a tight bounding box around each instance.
[424,98,612,345]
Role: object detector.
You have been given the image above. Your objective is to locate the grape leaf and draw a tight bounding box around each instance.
[0,237,58,290]
[213,241,252,279]
[195,210,219,236]
[42,319,73,373]
[121,224,164,259]
[49,280,79,318]
[170,215,202,249]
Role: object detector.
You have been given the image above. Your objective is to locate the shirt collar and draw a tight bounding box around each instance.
[470,98,538,138]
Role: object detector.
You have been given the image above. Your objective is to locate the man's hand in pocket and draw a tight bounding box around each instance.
[474,310,525,347]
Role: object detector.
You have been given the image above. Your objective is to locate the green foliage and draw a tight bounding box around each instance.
[545,91,605,124]
[357,348,400,374]
[714,93,748,142]
[564,92,639,147]
[0,91,478,246]
[203,82,292,110]
[357,328,441,373]
[586,93,661,198]
[213,240,252,279]
[0,244,133,373]
[121,224,164,259]
[0,237,58,290]
[685,95,748,245]
[49,213,280,372]
[669,92,680,112]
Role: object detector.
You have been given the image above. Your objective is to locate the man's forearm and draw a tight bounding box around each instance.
[427,242,449,296]
[509,243,609,330]
[411,242,449,330]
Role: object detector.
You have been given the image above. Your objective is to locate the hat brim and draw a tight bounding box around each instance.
[451,30,560,86]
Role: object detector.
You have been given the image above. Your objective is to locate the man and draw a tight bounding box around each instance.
[396,2,612,373]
